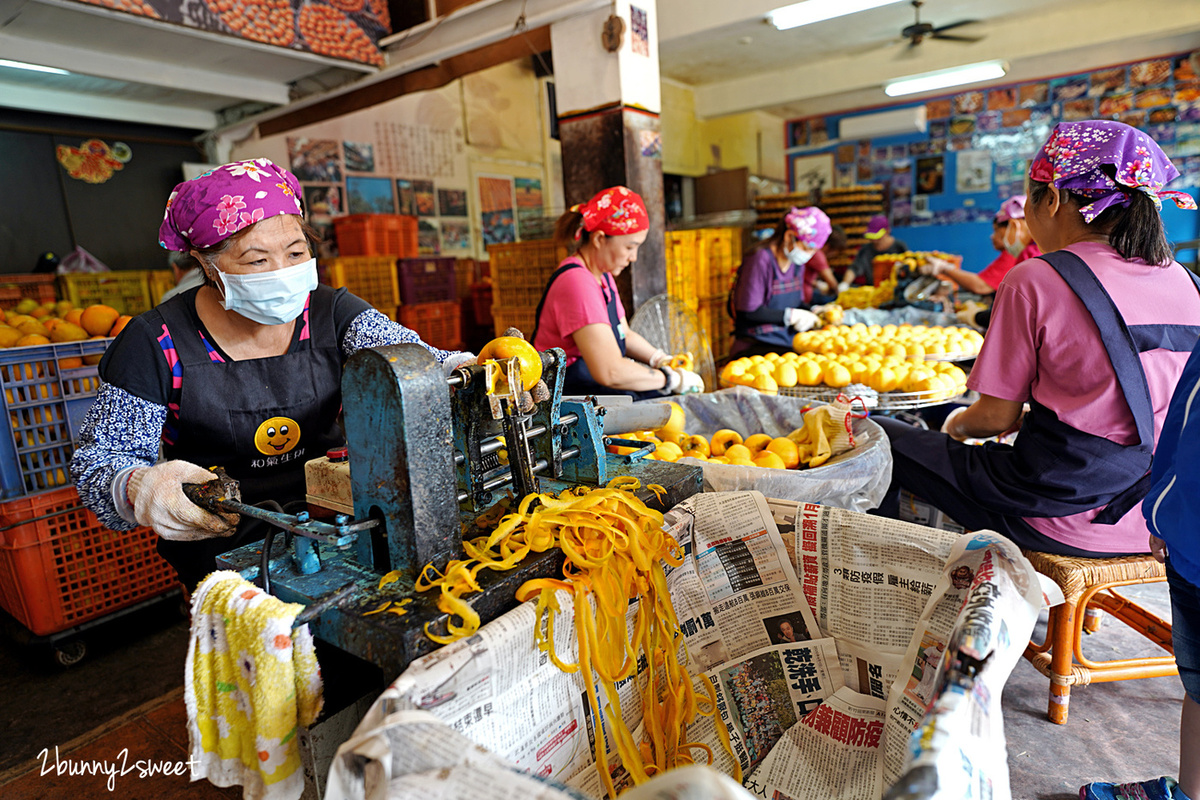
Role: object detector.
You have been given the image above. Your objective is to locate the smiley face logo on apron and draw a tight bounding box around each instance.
[254,416,300,456]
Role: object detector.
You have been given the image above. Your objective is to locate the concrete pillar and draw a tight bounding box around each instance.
[550,1,664,313]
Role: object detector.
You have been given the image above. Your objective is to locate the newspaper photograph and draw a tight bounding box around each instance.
[707,639,843,774]
[752,687,887,800]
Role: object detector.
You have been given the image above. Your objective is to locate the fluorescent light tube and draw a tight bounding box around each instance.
[768,0,906,31]
[884,60,1008,97]
[0,59,69,76]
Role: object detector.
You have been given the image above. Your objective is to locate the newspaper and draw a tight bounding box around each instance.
[326,493,1040,800]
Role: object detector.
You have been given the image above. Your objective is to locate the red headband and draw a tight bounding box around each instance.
[572,186,649,239]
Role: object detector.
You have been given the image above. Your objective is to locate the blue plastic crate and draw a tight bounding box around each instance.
[0,339,110,499]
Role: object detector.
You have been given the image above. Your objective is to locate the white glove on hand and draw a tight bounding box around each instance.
[649,349,670,369]
[921,257,953,277]
[785,308,821,332]
[677,368,705,394]
[815,280,831,294]
[837,282,851,294]
[661,366,705,395]
[127,460,240,541]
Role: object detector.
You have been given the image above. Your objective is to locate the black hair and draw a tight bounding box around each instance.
[554,209,591,254]
[826,224,847,252]
[1028,167,1173,265]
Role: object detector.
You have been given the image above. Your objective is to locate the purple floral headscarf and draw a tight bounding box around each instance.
[159,158,304,251]
[784,206,832,250]
[1028,121,1196,223]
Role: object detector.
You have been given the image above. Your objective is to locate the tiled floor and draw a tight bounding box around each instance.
[0,582,1182,799]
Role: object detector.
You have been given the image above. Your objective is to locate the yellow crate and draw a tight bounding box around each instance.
[58,272,154,316]
[492,305,539,339]
[698,295,734,361]
[323,256,400,312]
[146,270,174,307]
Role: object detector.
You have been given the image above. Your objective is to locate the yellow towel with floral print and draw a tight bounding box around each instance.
[185,571,323,800]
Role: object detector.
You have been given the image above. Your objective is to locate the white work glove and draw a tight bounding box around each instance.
[649,348,671,369]
[126,460,240,541]
[785,308,821,332]
[956,304,984,328]
[836,281,851,294]
[815,279,831,294]
[920,257,954,277]
[661,366,705,395]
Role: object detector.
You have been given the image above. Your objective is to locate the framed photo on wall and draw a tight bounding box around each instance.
[790,152,835,196]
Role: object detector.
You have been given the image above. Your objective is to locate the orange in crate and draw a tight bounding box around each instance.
[399,301,462,351]
[0,487,177,636]
[334,214,418,257]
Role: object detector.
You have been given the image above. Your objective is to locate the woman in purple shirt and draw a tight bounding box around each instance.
[731,206,835,358]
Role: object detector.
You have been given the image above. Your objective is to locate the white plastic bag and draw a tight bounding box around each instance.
[636,387,893,513]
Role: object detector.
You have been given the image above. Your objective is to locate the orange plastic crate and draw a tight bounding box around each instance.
[0,275,56,311]
[399,301,462,351]
[0,487,177,636]
[334,214,418,257]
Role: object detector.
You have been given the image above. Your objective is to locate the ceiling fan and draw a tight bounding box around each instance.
[900,1,982,47]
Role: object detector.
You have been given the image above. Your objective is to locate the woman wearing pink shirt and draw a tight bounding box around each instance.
[532,186,704,398]
[876,120,1200,557]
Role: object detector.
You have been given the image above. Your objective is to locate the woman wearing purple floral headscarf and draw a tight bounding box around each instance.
[730,206,840,357]
[69,159,474,591]
[876,120,1200,564]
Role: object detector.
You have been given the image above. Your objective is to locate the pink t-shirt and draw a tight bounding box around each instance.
[532,257,626,366]
[968,241,1200,553]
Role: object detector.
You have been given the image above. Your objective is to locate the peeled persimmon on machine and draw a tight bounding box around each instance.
[183,336,702,676]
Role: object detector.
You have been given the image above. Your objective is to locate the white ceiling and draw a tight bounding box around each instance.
[657,0,1200,120]
[658,0,1075,87]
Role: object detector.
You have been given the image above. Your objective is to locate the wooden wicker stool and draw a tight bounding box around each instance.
[1021,550,1176,723]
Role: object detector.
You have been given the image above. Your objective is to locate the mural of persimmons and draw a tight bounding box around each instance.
[299,4,384,66]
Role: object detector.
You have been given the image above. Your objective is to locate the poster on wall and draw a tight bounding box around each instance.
[343,142,375,173]
[396,180,417,216]
[303,185,343,216]
[791,152,835,195]
[441,221,471,253]
[514,178,545,240]
[955,151,993,193]
[478,175,516,246]
[418,220,440,255]
[630,5,649,57]
[287,138,342,182]
[915,156,944,195]
[346,176,395,214]
[413,180,436,217]
[438,188,468,217]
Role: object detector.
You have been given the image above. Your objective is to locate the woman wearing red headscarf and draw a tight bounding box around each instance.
[533,186,703,399]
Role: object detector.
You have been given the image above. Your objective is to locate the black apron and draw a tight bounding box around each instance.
[533,260,662,400]
[155,288,346,589]
[894,249,1200,525]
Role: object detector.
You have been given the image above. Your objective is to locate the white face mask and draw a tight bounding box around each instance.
[1002,224,1026,259]
[215,258,317,326]
[788,246,815,266]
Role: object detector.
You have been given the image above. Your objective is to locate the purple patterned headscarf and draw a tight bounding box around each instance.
[159,158,304,251]
[995,195,1027,222]
[784,206,832,249]
[1028,121,1196,223]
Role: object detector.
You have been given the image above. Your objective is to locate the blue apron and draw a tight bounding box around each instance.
[533,260,662,400]
[891,250,1200,525]
[735,252,806,349]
